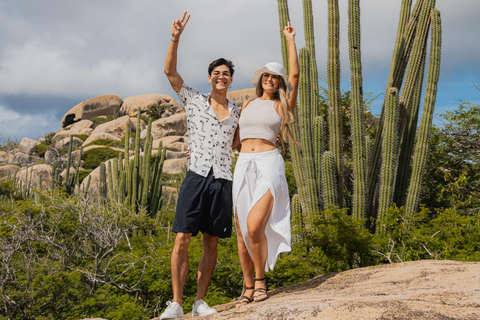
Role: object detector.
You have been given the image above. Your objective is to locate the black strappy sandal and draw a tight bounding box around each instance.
[253,277,268,302]
[235,286,254,308]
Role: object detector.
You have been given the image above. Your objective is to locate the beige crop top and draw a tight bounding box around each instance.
[239,98,282,145]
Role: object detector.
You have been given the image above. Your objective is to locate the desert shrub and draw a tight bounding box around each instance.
[374,206,480,263]
[145,104,166,120]
[82,148,122,169]
[84,139,117,148]
[43,132,56,145]
[305,207,378,273]
[35,143,49,157]
[73,134,89,142]
[0,137,19,151]
[90,117,109,128]
[77,170,92,184]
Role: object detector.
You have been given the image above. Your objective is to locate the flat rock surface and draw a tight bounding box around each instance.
[177,260,480,320]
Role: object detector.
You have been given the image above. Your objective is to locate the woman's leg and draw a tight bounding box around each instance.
[246,189,274,301]
[235,213,255,306]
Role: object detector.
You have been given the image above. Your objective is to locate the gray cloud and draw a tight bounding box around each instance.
[1,0,479,140]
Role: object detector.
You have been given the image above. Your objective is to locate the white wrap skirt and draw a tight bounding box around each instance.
[232,149,291,271]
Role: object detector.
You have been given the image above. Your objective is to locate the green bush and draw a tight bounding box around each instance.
[73,134,89,142]
[82,148,122,170]
[84,139,117,148]
[90,117,109,128]
[35,143,49,157]
[145,104,166,120]
[77,170,92,184]
[43,132,56,145]
[305,207,377,273]
[375,205,480,263]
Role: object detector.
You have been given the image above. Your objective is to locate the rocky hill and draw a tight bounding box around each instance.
[171,260,479,320]
[80,260,479,320]
[0,89,256,191]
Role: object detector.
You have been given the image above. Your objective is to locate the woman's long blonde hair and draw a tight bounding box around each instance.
[255,75,298,145]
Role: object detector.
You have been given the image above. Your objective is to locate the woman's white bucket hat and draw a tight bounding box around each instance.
[251,62,287,86]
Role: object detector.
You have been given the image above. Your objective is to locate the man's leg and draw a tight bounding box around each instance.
[171,232,192,303]
[195,232,219,302]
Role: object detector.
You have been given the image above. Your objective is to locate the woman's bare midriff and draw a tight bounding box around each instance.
[239,138,277,153]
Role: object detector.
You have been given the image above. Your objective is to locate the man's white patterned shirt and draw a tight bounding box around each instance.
[176,83,240,181]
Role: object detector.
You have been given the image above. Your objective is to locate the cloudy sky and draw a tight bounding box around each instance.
[1,0,479,141]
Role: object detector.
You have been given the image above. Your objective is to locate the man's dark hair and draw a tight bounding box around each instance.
[208,58,235,76]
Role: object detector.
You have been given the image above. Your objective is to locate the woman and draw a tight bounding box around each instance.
[232,21,299,307]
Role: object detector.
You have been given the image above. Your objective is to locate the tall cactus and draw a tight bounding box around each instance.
[327,0,344,207]
[302,0,319,114]
[94,112,167,219]
[348,0,367,219]
[394,0,436,206]
[322,151,338,207]
[277,0,442,232]
[278,0,291,74]
[377,88,400,226]
[405,9,442,216]
[298,48,319,213]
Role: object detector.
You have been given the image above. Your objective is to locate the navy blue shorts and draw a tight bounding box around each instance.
[172,169,232,238]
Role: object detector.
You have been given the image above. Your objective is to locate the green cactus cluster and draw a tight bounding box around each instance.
[278,0,442,233]
[4,111,166,219]
[99,111,166,219]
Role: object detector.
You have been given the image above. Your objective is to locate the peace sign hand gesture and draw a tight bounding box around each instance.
[171,11,191,40]
[283,21,296,43]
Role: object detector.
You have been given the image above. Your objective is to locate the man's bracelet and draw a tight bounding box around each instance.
[171,39,179,42]
[288,43,295,46]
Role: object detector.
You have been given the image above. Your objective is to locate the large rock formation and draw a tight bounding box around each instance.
[82,132,121,146]
[227,88,257,106]
[61,95,123,127]
[121,93,184,116]
[16,164,52,190]
[90,115,140,140]
[18,138,39,154]
[184,260,479,320]
[0,165,20,180]
[54,120,94,140]
[150,113,187,140]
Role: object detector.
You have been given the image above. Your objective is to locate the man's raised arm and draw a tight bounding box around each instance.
[164,11,190,93]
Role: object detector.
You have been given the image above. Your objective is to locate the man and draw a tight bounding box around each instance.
[160,11,240,319]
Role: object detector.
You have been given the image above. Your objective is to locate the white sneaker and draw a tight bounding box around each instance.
[159,301,184,319]
[192,299,217,317]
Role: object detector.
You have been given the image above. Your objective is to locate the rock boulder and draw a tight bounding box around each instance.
[91,115,139,140]
[16,164,52,189]
[61,95,123,128]
[0,165,20,180]
[82,132,122,146]
[150,113,187,140]
[227,88,257,106]
[18,138,39,155]
[121,93,184,116]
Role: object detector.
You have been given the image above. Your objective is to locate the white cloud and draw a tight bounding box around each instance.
[0,39,161,98]
[0,0,479,141]
[0,104,58,141]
